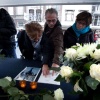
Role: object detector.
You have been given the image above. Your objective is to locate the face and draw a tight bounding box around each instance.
[45,13,58,28]
[76,21,86,30]
[28,32,42,42]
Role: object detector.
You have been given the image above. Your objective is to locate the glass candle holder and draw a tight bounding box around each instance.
[19,80,26,88]
[30,82,37,89]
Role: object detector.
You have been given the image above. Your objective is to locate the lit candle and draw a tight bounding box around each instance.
[19,80,26,88]
[30,82,37,89]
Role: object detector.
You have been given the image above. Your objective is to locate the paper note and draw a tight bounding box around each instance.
[38,70,60,85]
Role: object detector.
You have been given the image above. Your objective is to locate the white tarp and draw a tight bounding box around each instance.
[0,0,100,7]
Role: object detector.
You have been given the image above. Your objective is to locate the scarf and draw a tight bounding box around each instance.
[72,23,90,37]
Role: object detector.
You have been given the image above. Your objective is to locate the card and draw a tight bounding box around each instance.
[14,67,41,82]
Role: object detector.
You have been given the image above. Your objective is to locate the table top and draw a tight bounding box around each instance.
[0,58,80,100]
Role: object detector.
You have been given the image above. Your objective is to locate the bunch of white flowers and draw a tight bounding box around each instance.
[64,43,98,60]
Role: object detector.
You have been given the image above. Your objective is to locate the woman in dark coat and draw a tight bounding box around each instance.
[63,11,94,50]
[17,21,43,60]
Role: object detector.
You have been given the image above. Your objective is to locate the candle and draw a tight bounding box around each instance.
[19,80,26,88]
[30,82,37,89]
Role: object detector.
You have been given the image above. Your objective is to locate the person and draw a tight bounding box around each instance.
[17,21,43,60]
[40,8,63,76]
[63,11,94,50]
[0,8,17,58]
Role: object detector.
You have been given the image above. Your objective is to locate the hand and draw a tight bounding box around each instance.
[42,64,49,77]
[51,63,59,76]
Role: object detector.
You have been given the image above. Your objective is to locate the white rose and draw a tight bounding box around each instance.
[89,64,100,82]
[60,66,73,78]
[54,88,64,100]
[5,76,12,82]
[76,43,97,60]
[77,46,87,59]
[74,80,83,92]
[90,49,100,60]
[65,48,77,60]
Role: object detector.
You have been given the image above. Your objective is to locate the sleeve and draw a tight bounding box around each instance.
[52,27,64,65]
[17,30,26,55]
[89,30,95,43]
[0,15,17,37]
[63,30,68,50]
[41,34,51,65]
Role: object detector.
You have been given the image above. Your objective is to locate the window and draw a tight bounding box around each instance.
[65,10,74,21]
[36,9,42,22]
[29,9,34,21]
[8,7,14,15]
[92,15,100,26]
[79,10,88,13]
[16,7,24,15]
[17,22,24,27]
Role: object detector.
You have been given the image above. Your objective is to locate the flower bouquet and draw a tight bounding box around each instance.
[53,43,100,100]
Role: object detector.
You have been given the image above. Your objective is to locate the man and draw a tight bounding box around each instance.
[41,8,63,76]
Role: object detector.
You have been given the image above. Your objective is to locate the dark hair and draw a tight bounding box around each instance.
[45,8,58,16]
[76,11,92,26]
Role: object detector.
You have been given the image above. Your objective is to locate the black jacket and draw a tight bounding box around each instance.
[0,8,17,47]
[63,26,94,49]
[17,30,34,59]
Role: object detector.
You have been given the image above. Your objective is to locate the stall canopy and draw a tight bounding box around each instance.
[0,0,100,7]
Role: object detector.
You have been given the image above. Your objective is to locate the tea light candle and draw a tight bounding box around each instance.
[19,80,26,88]
[30,82,37,89]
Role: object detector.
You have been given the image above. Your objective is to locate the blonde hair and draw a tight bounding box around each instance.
[25,21,42,39]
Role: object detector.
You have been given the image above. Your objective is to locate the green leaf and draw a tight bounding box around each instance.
[0,78,10,88]
[43,94,55,100]
[54,75,65,82]
[72,71,83,77]
[84,61,93,71]
[20,96,27,100]
[9,97,14,100]
[34,95,42,100]
[18,90,25,94]
[10,80,16,87]
[7,87,19,95]
[50,67,60,71]
[96,44,100,49]
[85,76,99,90]
[13,95,20,100]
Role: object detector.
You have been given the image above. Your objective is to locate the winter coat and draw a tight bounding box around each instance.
[63,26,94,50]
[0,8,17,48]
[41,20,63,66]
[17,30,42,60]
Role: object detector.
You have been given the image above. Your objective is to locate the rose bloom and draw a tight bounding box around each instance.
[76,43,97,60]
[90,64,100,82]
[65,48,77,60]
[54,88,64,100]
[60,66,73,78]
[90,49,100,60]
